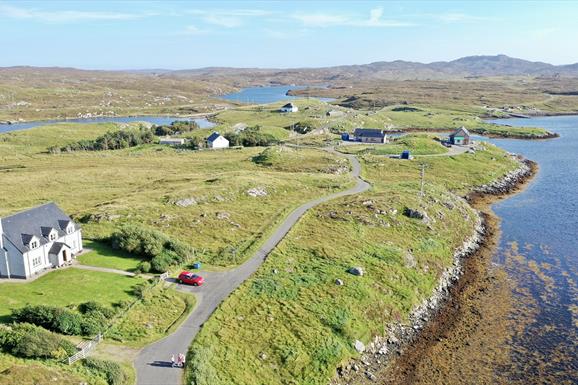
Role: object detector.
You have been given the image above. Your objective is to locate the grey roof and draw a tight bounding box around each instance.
[450,126,471,138]
[282,102,295,108]
[207,132,222,142]
[49,242,71,255]
[1,203,75,254]
[353,128,386,138]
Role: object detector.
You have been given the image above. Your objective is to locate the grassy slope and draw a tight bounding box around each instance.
[0,353,107,385]
[0,122,350,267]
[185,143,518,385]
[0,268,145,322]
[107,285,196,347]
[78,240,143,272]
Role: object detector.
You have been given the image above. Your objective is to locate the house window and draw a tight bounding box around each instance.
[67,225,74,234]
[50,233,57,241]
[32,256,42,267]
[30,241,38,249]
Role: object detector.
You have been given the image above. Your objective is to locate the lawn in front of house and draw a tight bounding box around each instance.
[78,240,143,272]
[0,268,145,322]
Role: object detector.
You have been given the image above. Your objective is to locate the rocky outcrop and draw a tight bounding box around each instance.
[472,158,535,196]
[332,157,534,385]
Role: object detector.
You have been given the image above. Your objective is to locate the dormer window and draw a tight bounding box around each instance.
[30,240,39,249]
[66,224,74,234]
[49,232,57,241]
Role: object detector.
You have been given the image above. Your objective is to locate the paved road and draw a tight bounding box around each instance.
[134,149,370,385]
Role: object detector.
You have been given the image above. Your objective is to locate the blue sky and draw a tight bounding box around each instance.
[0,0,577,69]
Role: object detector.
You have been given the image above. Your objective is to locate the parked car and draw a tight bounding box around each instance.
[178,271,205,286]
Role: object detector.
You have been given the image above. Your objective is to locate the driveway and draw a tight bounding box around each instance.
[134,149,370,385]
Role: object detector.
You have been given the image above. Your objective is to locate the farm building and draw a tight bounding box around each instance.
[353,128,388,144]
[207,132,229,149]
[449,127,471,145]
[280,103,298,113]
[159,137,185,146]
[0,203,83,279]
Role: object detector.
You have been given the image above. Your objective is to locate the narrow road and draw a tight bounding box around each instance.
[134,149,371,385]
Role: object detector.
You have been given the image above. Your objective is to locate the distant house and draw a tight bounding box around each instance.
[449,126,471,145]
[159,137,185,146]
[353,128,388,144]
[0,203,83,279]
[326,110,345,117]
[207,132,229,149]
[280,103,298,113]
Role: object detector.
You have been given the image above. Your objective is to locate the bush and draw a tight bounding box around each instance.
[137,261,151,273]
[59,126,155,152]
[13,303,113,336]
[111,224,194,272]
[83,357,127,385]
[224,126,278,147]
[154,120,199,136]
[0,323,76,359]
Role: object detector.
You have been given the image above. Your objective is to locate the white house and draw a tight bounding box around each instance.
[0,203,83,279]
[280,102,298,113]
[207,132,229,149]
[159,137,185,146]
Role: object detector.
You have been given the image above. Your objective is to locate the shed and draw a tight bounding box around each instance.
[449,126,471,145]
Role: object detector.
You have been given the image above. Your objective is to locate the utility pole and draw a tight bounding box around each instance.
[419,163,426,198]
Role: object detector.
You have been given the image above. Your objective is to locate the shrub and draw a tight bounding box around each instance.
[58,126,155,152]
[1,323,76,359]
[137,261,151,273]
[111,224,194,272]
[83,357,127,385]
[225,126,278,147]
[154,120,199,136]
[13,303,113,336]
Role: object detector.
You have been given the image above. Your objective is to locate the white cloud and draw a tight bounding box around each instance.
[181,25,209,36]
[0,3,148,23]
[431,12,492,23]
[186,9,272,28]
[292,7,413,28]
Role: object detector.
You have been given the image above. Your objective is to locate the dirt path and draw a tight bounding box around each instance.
[133,149,371,385]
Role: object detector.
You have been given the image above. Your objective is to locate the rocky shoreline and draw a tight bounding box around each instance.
[331,156,537,385]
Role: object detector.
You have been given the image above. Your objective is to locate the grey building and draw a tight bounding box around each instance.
[0,203,83,279]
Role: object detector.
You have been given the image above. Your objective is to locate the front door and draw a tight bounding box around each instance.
[62,250,68,262]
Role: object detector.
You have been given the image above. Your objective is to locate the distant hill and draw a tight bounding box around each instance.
[162,55,578,83]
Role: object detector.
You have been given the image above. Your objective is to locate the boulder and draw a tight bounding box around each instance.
[247,187,267,197]
[216,212,230,220]
[348,267,364,276]
[354,340,365,353]
[174,198,197,207]
[335,279,344,286]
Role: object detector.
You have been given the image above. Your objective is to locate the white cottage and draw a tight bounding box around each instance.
[207,132,229,149]
[0,203,83,279]
[280,102,298,113]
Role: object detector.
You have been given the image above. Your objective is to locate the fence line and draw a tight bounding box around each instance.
[67,333,102,365]
[66,272,169,365]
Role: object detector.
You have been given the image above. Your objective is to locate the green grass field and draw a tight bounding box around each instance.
[0,268,145,322]
[0,122,350,267]
[185,142,519,385]
[78,240,143,272]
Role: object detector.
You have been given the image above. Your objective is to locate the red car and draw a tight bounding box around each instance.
[178,271,205,286]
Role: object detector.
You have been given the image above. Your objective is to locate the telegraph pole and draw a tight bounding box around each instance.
[419,163,426,198]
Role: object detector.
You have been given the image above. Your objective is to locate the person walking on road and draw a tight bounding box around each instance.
[170,354,176,367]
